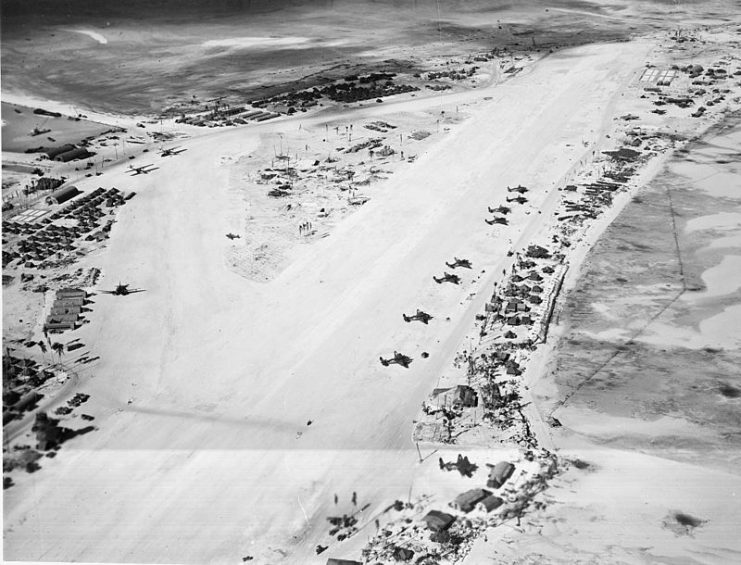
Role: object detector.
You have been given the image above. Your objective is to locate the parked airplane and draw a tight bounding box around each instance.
[506,195,528,204]
[402,309,433,324]
[380,351,413,368]
[99,283,144,296]
[128,164,157,175]
[445,257,472,269]
[433,272,461,285]
[160,146,186,157]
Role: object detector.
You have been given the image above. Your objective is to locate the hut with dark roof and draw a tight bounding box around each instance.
[56,288,86,299]
[433,385,478,408]
[421,510,455,532]
[45,186,80,205]
[477,494,504,513]
[42,144,75,160]
[55,147,93,162]
[451,488,490,513]
[487,461,515,489]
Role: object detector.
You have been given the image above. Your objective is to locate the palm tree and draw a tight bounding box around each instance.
[51,342,65,364]
[36,340,48,362]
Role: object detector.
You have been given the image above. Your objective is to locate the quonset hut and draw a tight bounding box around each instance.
[45,185,80,205]
[54,147,93,162]
[42,144,75,160]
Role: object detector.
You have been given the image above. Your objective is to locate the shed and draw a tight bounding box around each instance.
[56,288,86,299]
[43,144,75,160]
[47,313,79,324]
[54,297,85,307]
[46,186,81,206]
[55,147,93,162]
[326,559,362,565]
[434,385,478,408]
[487,461,515,489]
[451,488,490,513]
[455,385,478,407]
[51,305,82,316]
[477,494,504,513]
[602,147,642,162]
[421,510,455,532]
[44,319,76,331]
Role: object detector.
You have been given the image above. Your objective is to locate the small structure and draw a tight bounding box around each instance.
[392,547,415,561]
[434,385,478,408]
[56,288,86,299]
[51,304,82,316]
[42,144,75,160]
[487,461,515,489]
[477,495,504,513]
[44,318,77,331]
[45,186,80,206]
[47,313,78,324]
[54,147,92,162]
[54,297,85,307]
[451,488,490,513]
[326,559,362,565]
[421,510,455,532]
[602,147,642,162]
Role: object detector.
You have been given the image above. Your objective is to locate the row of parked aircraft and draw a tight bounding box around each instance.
[127,146,187,175]
[380,257,474,368]
[381,185,533,368]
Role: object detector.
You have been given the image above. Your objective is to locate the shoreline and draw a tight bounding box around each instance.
[493,114,741,563]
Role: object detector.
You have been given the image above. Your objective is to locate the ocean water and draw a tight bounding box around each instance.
[1,0,732,114]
